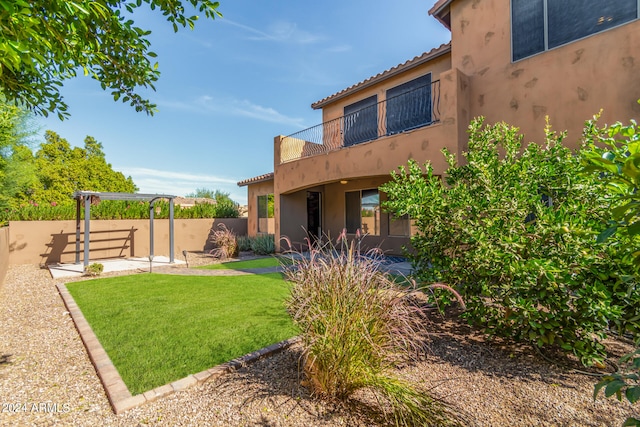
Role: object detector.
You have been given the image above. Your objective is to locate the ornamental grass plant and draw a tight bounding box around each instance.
[283,232,462,427]
[208,223,238,259]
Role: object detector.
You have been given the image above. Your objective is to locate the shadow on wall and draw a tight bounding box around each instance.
[203,221,248,254]
[39,228,136,266]
[0,227,9,285]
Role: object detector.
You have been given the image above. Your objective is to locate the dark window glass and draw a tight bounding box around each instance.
[512,0,545,61]
[345,191,361,233]
[257,194,274,233]
[360,189,380,236]
[548,0,638,48]
[343,95,378,146]
[386,74,432,135]
[512,0,637,61]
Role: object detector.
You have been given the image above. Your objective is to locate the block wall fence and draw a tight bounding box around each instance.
[0,218,247,284]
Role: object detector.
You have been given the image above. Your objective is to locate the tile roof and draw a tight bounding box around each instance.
[310,43,452,110]
[237,172,274,187]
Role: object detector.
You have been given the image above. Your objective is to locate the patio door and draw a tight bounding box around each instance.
[307,191,322,245]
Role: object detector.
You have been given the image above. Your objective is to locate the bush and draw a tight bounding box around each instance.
[283,233,461,426]
[84,263,104,276]
[208,223,238,259]
[251,234,275,255]
[381,117,636,366]
[581,106,640,425]
[236,235,253,252]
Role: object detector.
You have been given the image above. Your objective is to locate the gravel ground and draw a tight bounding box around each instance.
[0,253,637,426]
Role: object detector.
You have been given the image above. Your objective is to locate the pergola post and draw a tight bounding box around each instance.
[75,198,81,264]
[149,200,155,259]
[169,199,175,263]
[83,195,90,268]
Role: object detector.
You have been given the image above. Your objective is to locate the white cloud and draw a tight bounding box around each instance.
[119,167,247,205]
[325,44,352,53]
[223,18,323,44]
[157,95,307,128]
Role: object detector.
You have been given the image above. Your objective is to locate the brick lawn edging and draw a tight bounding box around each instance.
[56,283,300,414]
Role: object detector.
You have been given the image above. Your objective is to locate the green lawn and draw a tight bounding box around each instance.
[198,256,287,270]
[66,273,297,395]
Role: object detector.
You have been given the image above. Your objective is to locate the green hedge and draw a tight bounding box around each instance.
[1,199,239,223]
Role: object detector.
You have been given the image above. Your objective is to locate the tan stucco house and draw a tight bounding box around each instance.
[239,0,640,255]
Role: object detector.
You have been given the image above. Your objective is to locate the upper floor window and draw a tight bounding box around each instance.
[511,0,639,61]
[386,74,432,135]
[343,95,378,147]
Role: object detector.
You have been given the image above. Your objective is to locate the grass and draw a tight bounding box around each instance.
[66,273,297,395]
[197,256,288,270]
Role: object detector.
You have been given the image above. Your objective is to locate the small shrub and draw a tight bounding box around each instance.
[251,234,275,255]
[84,263,104,276]
[237,235,253,252]
[208,223,238,259]
[283,233,461,426]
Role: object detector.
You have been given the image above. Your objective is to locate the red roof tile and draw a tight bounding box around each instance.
[310,43,451,110]
[237,172,274,187]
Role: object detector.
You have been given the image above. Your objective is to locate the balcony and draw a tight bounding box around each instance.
[280,80,440,163]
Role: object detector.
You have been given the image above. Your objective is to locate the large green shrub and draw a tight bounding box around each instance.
[581,108,640,426]
[381,117,637,365]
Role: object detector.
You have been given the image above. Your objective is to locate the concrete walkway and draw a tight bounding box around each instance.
[48,255,413,279]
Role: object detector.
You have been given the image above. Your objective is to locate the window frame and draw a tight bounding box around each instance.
[257,193,274,234]
[343,95,379,147]
[344,189,380,236]
[385,73,433,136]
[511,0,640,62]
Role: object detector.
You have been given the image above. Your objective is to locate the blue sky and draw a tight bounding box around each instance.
[37,0,451,205]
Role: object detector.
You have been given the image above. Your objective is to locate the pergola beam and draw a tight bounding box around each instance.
[73,191,177,268]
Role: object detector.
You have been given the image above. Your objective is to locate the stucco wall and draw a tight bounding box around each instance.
[244,180,275,237]
[272,64,470,254]
[273,66,470,195]
[449,0,640,146]
[7,218,247,266]
[0,226,9,285]
[277,191,309,251]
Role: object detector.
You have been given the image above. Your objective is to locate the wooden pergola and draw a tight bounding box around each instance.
[72,191,177,268]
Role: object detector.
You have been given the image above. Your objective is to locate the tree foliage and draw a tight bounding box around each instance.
[381,117,639,366]
[31,131,138,205]
[186,188,240,217]
[0,102,39,209]
[0,0,222,119]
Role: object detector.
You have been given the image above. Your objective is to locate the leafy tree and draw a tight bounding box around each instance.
[186,188,240,217]
[381,117,638,366]
[0,102,39,209]
[32,131,137,205]
[0,0,222,119]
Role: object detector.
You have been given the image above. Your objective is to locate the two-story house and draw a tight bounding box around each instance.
[238,0,640,255]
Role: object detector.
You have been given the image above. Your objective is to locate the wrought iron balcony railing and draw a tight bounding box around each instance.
[280,80,440,163]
